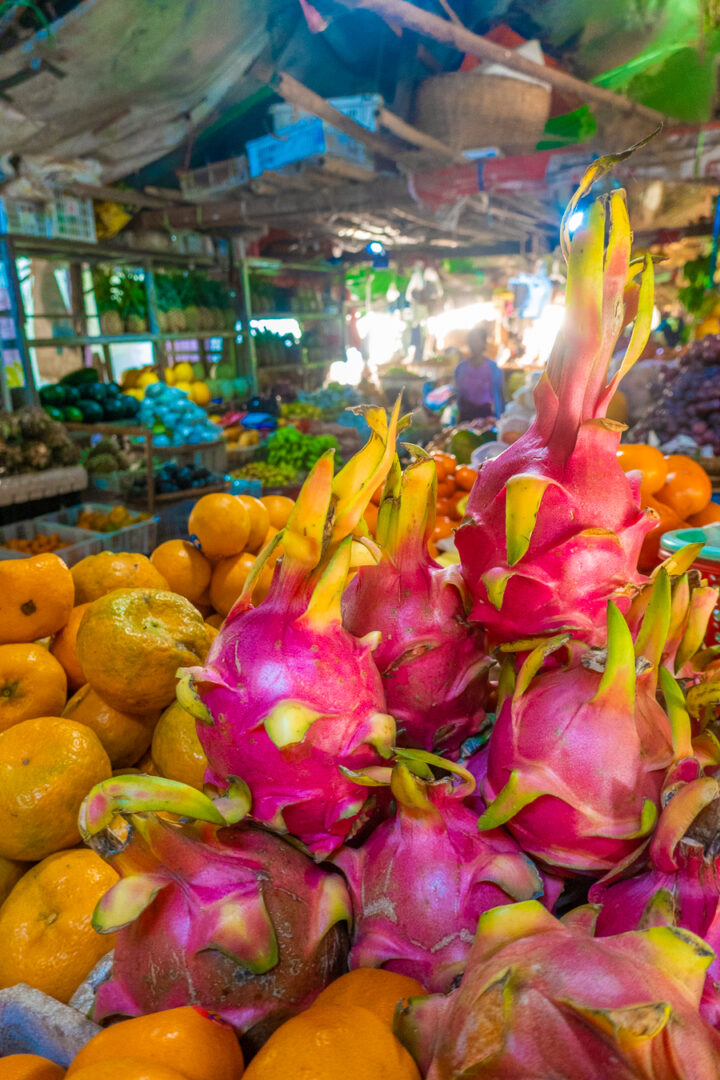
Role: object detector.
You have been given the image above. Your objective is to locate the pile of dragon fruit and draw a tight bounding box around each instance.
[78,158,720,1077]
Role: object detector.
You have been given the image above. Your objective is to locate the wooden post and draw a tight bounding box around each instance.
[2,237,36,406]
[237,240,257,393]
[334,0,669,125]
[143,261,165,375]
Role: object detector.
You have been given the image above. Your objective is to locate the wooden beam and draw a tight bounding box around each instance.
[139,177,410,230]
[375,106,463,161]
[249,62,406,161]
[342,240,525,259]
[59,182,172,209]
[334,0,668,125]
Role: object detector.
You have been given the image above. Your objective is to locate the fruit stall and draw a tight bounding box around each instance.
[8,2,720,1079]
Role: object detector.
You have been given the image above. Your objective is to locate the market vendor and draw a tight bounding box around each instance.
[454,324,504,422]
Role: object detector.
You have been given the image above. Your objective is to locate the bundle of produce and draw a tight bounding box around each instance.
[297,384,360,418]
[154,270,232,332]
[40,375,140,424]
[265,424,339,475]
[425,452,477,545]
[83,437,130,475]
[630,333,720,454]
[230,461,298,488]
[75,505,150,532]
[138,462,219,497]
[138,383,221,447]
[279,401,322,420]
[0,407,81,475]
[1,532,71,554]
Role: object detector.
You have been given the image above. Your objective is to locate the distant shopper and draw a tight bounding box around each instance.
[455,324,503,422]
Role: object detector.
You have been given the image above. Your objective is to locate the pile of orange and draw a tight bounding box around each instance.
[617,445,718,568]
[183,492,293,619]
[243,969,424,1079]
[0,546,216,1006]
[428,452,477,545]
[0,974,428,1080]
[0,481,442,1080]
[2,1006,245,1080]
[0,487,298,1006]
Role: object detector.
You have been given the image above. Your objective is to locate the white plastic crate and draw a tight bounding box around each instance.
[0,519,98,565]
[38,502,159,556]
[175,232,214,256]
[0,196,49,238]
[47,196,96,243]
[270,93,382,133]
[177,156,249,201]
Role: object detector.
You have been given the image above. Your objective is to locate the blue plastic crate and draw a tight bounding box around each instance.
[247,119,326,178]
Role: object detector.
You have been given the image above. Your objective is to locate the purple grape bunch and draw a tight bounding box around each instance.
[631,335,720,454]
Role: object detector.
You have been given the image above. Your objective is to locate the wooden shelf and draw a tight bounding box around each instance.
[10,234,217,267]
[249,310,343,321]
[130,481,229,506]
[27,331,239,347]
[255,360,332,374]
[64,421,148,437]
[247,259,343,275]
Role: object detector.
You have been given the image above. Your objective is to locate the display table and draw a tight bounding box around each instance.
[65,423,227,512]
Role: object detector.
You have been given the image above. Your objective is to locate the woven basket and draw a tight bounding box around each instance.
[413,71,550,155]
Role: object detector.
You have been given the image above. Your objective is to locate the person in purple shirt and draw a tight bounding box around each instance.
[454,324,504,422]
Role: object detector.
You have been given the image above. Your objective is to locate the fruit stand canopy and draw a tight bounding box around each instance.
[0,0,719,254]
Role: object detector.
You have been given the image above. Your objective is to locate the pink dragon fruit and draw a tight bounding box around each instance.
[478,596,683,875]
[334,753,543,993]
[589,688,720,1028]
[343,455,490,755]
[180,404,404,859]
[395,899,720,1079]
[79,775,351,1054]
[456,155,656,644]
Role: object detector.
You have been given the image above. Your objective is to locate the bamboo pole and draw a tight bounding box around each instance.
[334,0,668,125]
[375,106,463,161]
